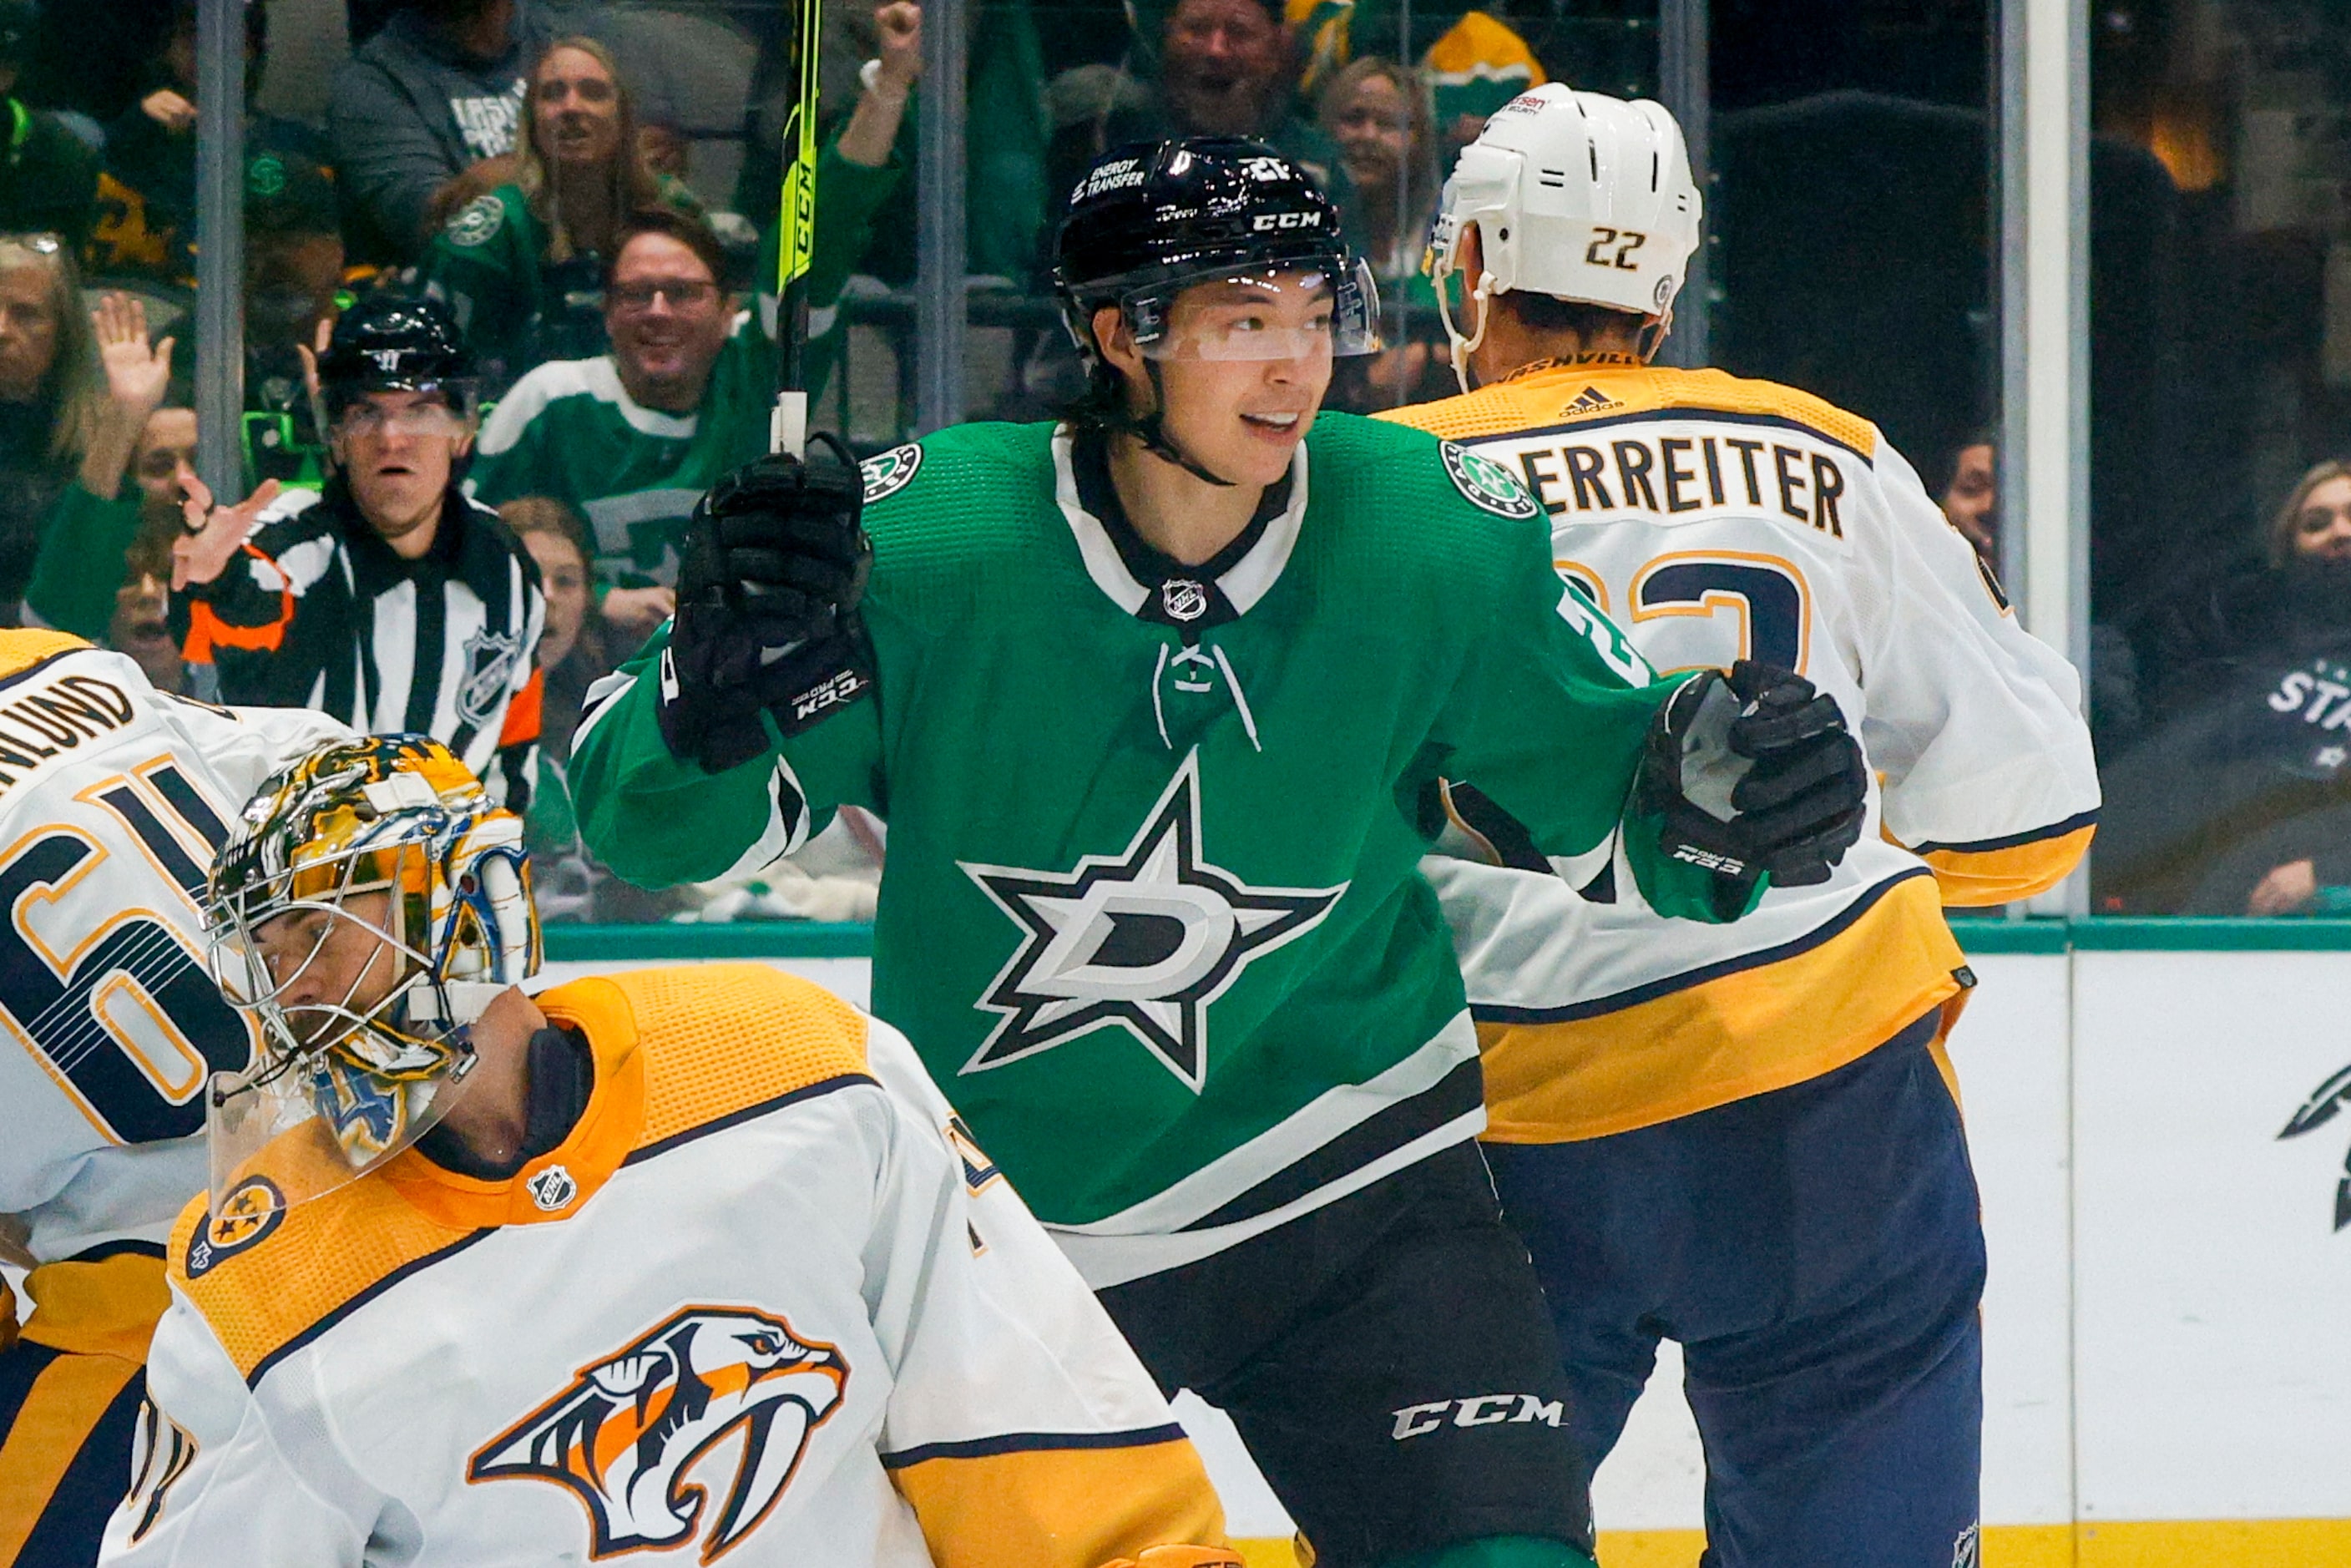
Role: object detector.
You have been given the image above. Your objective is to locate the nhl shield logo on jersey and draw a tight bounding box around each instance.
[456,627,523,728]
[1161,579,1211,622]
[1441,441,1543,520]
[470,1305,847,1560]
[958,750,1345,1090]
[858,443,923,505]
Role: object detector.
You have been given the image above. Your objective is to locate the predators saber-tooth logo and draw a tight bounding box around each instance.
[469,1305,848,1561]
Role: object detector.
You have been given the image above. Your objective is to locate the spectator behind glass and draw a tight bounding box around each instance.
[85,0,324,288]
[0,2,98,247]
[329,0,554,266]
[499,495,604,919]
[469,18,920,640]
[242,148,345,490]
[498,492,686,922]
[108,497,188,693]
[1046,0,1346,220]
[1319,56,1435,296]
[424,35,696,394]
[1937,431,1999,569]
[2099,458,2351,915]
[1317,55,1450,412]
[23,291,190,640]
[0,235,103,620]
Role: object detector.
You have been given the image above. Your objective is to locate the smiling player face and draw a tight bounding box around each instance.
[1104,271,1337,488]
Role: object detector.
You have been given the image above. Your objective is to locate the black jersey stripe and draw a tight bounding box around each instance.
[878,1424,1191,1469]
[1909,807,2101,856]
[1472,866,1937,1026]
[57,1239,169,1265]
[620,1073,877,1167]
[1181,1055,1484,1232]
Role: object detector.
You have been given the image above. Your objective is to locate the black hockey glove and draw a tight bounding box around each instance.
[655,443,875,773]
[1636,660,1868,911]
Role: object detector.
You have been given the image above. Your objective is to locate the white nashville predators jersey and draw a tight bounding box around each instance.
[0,630,347,1263]
[1380,363,2100,1141]
[102,964,1230,1568]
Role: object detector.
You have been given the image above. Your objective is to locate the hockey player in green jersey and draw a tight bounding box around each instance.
[571,139,1870,1568]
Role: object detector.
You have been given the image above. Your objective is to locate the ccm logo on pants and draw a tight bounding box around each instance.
[1391,1393,1565,1439]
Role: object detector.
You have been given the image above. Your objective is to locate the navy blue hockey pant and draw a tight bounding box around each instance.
[1483,1009,1984,1568]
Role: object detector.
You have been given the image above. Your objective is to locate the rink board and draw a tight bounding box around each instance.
[537,923,2351,1559]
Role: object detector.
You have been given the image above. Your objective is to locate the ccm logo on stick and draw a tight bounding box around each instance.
[1391,1393,1565,1439]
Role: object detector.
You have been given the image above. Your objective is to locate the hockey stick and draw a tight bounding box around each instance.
[770,0,825,459]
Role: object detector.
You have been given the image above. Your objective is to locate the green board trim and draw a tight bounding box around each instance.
[543,922,874,961]
[1944,918,2070,955]
[2067,918,2351,952]
[541,917,2351,965]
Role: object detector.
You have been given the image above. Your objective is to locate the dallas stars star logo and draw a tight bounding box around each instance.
[958,751,1345,1091]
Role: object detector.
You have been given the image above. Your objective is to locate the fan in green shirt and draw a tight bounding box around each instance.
[468,13,921,644]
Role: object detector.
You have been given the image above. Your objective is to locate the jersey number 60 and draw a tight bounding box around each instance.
[0,766,249,1144]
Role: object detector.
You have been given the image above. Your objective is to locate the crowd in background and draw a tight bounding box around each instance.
[0,0,2338,920]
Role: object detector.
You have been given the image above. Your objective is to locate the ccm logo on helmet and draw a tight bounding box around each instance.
[1251,210,1323,231]
[1391,1393,1566,1439]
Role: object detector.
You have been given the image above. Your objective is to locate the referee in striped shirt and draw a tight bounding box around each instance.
[170,296,544,808]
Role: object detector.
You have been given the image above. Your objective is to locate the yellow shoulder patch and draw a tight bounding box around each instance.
[0,630,94,680]
[538,964,872,1148]
[1383,365,1880,461]
[169,1166,478,1383]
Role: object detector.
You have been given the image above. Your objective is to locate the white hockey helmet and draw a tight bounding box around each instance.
[1429,85,1701,389]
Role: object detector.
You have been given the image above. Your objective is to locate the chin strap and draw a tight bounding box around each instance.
[1108,362,1237,488]
[1433,251,1497,396]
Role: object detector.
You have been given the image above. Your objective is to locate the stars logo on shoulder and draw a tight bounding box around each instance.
[958,751,1345,1091]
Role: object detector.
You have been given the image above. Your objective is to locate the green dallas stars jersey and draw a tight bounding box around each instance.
[571,414,1742,1286]
[468,326,774,589]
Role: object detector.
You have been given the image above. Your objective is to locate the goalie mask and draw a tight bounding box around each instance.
[200,735,540,1212]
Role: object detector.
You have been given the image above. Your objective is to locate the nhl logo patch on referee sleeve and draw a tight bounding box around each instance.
[1441,442,1542,520]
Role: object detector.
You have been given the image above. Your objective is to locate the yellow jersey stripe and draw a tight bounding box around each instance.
[13,1250,169,1362]
[179,965,877,1383]
[0,630,91,683]
[1377,364,1881,463]
[1479,873,1967,1142]
[884,1428,1231,1568]
[1913,813,2098,907]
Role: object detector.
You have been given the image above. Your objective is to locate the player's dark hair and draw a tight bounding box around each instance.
[1501,292,1646,340]
[603,207,731,296]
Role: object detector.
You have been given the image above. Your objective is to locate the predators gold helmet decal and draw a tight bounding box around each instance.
[468,1305,849,1560]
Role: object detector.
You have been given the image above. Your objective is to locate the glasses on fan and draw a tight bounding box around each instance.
[608,279,721,314]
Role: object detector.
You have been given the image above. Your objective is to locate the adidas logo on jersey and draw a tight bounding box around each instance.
[1562,385,1624,417]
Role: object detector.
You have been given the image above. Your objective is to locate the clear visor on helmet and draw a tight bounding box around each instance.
[1127,260,1383,362]
[201,842,476,1213]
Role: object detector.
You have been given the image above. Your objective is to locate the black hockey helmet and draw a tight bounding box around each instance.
[315,295,476,419]
[1053,139,1380,367]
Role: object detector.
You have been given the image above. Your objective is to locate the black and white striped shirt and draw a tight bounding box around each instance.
[171,481,544,807]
